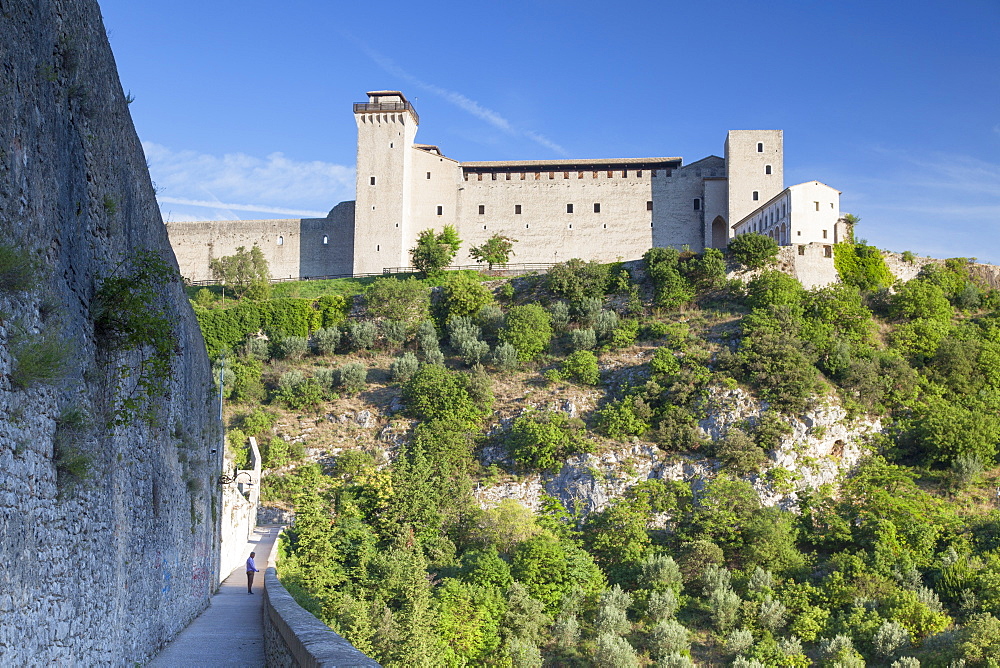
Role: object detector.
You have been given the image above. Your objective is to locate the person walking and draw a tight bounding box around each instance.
[246,551,259,594]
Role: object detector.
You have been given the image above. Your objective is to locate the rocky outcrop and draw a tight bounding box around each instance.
[475,387,880,518]
[0,1,219,663]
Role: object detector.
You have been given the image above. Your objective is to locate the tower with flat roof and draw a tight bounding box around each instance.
[353,91,419,274]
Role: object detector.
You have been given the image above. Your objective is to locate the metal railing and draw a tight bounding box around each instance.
[184,263,556,287]
[353,102,418,123]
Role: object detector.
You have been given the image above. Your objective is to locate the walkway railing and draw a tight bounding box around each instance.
[184,263,556,286]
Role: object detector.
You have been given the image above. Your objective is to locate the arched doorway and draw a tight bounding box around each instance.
[711,216,728,248]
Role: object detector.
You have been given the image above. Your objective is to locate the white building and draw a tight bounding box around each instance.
[731,181,845,253]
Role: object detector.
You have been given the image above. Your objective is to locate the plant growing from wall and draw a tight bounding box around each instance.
[10,326,73,389]
[92,250,180,426]
[0,242,39,293]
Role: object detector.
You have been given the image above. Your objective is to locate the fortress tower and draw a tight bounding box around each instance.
[725,130,784,235]
[353,91,419,274]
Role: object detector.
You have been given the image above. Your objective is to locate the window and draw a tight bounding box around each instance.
[491,173,497,181]
[603,223,607,229]
[389,142,393,148]
[515,204,522,214]
[593,171,598,178]
[505,173,511,180]
[765,165,772,175]
[567,203,574,213]
[814,201,820,211]
[520,173,526,180]
[477,173,482,181]
[646,201,653,211]
[753,191,759,201]
[637,170,642,177]
[277,236,283,246]
[757,142,763,152]
[693,199,701,211]
[798,245,805,256]
[578,171,584,179]
[564,171,569,179]
[797,230,801,236]
[621,170,627,178]
[483,225,487,230]
[426,172,431,179]
[369,176,376,185]
[824,245,833,258]
[568,223,573,229]
[525,223,530,229]
[436,206,443,216]
[322,235,328,245]
[478,205,485,215]
[822,229,828,238]
[607,170,613,178]
[549,172,554,179]
[594,203,601,213]
[377,244,380,252]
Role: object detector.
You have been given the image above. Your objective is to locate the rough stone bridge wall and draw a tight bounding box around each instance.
[0,1,220,662]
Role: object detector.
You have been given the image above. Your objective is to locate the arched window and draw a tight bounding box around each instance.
[277,236,284,246]
[322,235,329,245]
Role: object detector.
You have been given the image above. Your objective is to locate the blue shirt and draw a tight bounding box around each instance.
[246,557,258,572]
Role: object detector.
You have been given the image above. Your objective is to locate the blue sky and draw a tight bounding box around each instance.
[99,0,1000,263]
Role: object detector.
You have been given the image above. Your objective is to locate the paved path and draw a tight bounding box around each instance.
[150,526,281,668]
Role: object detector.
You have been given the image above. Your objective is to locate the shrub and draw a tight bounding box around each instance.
[500,304,553,361]
[593,633,639,668]
[364,276,431,327]
[345,320,377,351]
[545,258,611,303]
[574,297,604,327]
[475,304,505,341]
[708,586,741,632]
[337,362,367,395]
[316,294,349,328]
[725,628,754,655]
[593,310,619,339]
[569,328,597,351]
[596,399,649,439]
[715,427,768,475]
[508,411,589,471]
[728,233,779,270]
[229,358,265,403]
[681,248,727,291]
[745,270,804,309]
[647,590,680,622]
[891,278,953,321]
[390,352,420,383]
[648,619,690,660]
[548,301,571,333]
[379,319,408,347]
[644,247,696,309]
[440,272,494,321]
[275,371,324,410]
[10,328,72,389]
[834,242,893,291]
[402,364,489,428]
[562,350,600,385]
[271,335,308,360]
[242,337,270,360]
[0,243,39,292]
[193,288,215,308]
[492,342,519,370]
[609,319,639,349]
[310,327,341,355]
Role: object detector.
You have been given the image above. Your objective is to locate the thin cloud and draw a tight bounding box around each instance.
[143,142,355,221]
[353,39,569,156]
[157,196,327,218]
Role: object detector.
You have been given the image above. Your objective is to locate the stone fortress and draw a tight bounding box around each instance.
[166,91,848,282]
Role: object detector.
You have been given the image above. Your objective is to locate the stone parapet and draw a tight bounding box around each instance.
[262,567,381,667]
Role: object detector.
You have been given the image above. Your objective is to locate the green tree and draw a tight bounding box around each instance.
[364,277,432,331]
[440,272,495,321]
[410,227,460,276]
[500,304,553,361]
[728,233,779,270]
[545,258,611,303]
[209,244,270,299]
[470,234,517,270]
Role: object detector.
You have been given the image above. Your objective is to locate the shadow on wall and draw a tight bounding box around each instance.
[299,202,356,279]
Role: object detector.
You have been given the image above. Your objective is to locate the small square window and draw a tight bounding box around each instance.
[479,205,485,215]
[549,172,554,179]
[567,203,574,214]
[483,225,487,230]
[477,174,482,181]
[436,206,443,216]
[621,170,627,178]
[426,172,431,179]
[797,231,801,236]
[506,173,511,180]
[637,170,642,177]
[491,173,497,181]
[520,173,526,180]
[568,223,573,229]
[594,203,601,213]
[564,171,569,179]
[370,176,376,185]
[753,191,759,201]
[646,201,653,211]
[515,205,522,215]
[607,170,613,178]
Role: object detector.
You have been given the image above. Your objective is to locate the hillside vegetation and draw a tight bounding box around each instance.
[192,237,1000,666]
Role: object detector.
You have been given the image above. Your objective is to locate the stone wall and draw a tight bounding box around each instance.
[263,534,381,667]
[220,438,261,580]
[0,1,220,662]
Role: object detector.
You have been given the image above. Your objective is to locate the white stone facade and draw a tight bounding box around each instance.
[732,180,842,247]
[166,91,848,281]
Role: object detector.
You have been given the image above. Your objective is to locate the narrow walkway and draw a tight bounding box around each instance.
[150,526,281,668]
